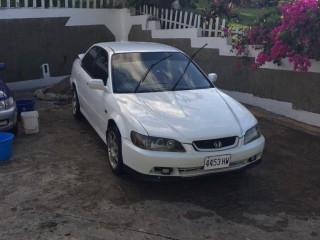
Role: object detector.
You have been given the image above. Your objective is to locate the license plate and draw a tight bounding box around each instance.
[204,155,231,170]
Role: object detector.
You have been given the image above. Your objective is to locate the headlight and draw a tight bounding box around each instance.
[0,97,14,110]
[244,125,261,145]
[131,131,185,152]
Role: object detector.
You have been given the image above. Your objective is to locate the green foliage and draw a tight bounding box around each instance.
[192,0,238,19]
[231,0,320,71]
[235,7,275,24]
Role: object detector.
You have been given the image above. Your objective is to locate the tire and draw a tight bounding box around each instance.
[72,88,82,119]
[107,125,123,174]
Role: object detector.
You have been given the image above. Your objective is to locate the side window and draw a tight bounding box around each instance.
[81,47,100,76]
[92,50,109,85]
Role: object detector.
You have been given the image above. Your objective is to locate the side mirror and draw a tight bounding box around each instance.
[87,79,108,92]
[208,73,217,83]
[0,63,6,71]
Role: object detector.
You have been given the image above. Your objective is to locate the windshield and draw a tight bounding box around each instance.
[111,52,213,93]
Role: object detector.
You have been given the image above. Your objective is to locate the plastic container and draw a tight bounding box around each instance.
[21,111,39,134]
[16,99,35,119]
[0,132,14,161]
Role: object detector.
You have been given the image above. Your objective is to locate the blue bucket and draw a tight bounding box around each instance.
[0,132,14,161]
[16,99,35,119]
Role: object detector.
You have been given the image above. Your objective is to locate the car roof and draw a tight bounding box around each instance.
[95,42,181,54]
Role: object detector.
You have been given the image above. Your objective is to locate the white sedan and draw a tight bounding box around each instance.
[70,42,265,177]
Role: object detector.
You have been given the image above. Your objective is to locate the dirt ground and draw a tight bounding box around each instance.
[0,87,319,240]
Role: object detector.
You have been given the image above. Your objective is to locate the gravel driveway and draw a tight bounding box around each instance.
[0,89,319,240]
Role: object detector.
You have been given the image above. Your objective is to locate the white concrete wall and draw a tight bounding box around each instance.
[1,8,319,72]
[0,8,130,41]
[140,20,320,73]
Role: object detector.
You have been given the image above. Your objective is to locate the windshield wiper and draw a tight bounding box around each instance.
[171,43,208,91]
[134,55,171,93]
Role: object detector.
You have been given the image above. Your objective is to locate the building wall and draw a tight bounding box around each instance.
[0,17,115,82]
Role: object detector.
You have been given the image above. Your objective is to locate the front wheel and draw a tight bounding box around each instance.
[107,126,123,174]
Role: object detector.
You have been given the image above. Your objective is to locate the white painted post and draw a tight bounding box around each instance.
[221,19,226,37]
[41,0,45,8]
[188,12,193,28]
[24,0,28,7]
[6,0,10,8]
[86,0,89,8]
[33,0,36,7]
[58,0,61,8]
[208,18,213,37]
[173,10,178,29]
[72,0,75,7]
[93,0,96,8]
[156,7,159,18]
[161,8,164,28]
[49,0,53,8]
[168,9,173,29]
[178,11,183,29]
[183,12,188,28]
[197,15,201,29]
[214,17,219,37]
[165,9,169,29]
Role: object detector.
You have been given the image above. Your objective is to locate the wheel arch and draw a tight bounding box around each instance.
[106,116,127,140]
[106,112,146,141]
[71,81,78,91]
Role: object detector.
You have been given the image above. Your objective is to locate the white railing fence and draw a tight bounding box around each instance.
[140,5,242,37]
[0,0,119,8]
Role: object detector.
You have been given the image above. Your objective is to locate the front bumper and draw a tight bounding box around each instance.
[0,105,17,132]
[122,135,265,177]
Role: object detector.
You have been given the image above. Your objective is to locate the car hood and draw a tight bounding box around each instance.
[115,88,256,143]
[0,79,11,100]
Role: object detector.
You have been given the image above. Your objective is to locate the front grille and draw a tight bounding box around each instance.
[193,136,238,151]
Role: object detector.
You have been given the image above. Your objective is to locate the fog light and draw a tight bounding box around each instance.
[154,167,172,175]
[248,155,257,163]
[161,168,172,175]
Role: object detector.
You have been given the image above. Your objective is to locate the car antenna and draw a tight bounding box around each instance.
[172,43,208,91]
[134,54,171,93]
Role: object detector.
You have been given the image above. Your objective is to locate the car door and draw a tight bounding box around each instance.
[85,48,110,140]
[77,46,100,119]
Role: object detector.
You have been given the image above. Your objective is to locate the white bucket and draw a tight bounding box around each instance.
[21,111,39,134]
